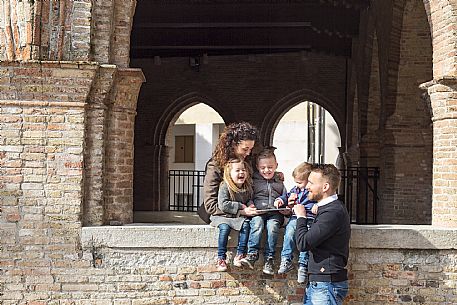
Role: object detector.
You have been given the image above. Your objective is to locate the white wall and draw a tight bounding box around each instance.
[195,123,214,171]
[325,111,341,165]
[273,102,341,190]
[273,121,309,190]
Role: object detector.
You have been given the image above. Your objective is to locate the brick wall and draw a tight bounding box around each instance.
[4,225,450,305]
[349,0,433,224]
[131,52,347,211]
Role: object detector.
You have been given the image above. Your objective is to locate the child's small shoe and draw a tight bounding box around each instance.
[263,257,275,275]
[216,258,228,272]
[233,253,246,267]
[278,259,293,274]
[240,253,258,269]
[297,266,308,283]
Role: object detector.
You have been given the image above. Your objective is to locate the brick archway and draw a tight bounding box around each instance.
[152,92,233,147]
[134,92,232,212]
[260,89,345,148]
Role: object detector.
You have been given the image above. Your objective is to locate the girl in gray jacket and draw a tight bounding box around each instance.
[210,158,257,271]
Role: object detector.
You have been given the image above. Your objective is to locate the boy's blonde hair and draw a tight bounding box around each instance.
[292,162,313,181]
[223,158,253,200]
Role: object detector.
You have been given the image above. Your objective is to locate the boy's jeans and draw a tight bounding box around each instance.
[217,219,250,259]
[281,217,313,266]
[247,213,283,258]
[304,281,349,305]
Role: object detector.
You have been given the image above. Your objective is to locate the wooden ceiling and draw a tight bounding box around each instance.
[130,0,370,58]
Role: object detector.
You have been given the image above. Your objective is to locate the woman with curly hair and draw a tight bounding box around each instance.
[201,122,259,218]
[200,122,260,268]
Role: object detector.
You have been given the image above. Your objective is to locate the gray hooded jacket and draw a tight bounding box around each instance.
[252,171,287,210]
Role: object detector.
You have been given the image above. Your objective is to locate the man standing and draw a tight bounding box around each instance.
[294,164,351,305]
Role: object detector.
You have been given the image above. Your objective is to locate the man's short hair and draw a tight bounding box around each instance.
[292,162,313,181]
[311,163,341,191]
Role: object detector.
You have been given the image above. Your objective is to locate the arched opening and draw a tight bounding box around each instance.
[134,103,225,222]
[272,101,341,190]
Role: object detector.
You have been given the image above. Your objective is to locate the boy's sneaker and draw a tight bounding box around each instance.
[263,257,275,275]
[240,253,258,269]
[297,266,307,283]
[216,258,228,272]
[278,259,294,274]
[233,253,246,267]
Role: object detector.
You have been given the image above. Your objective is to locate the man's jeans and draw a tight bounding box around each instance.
[304,281,349,305]
[247,213,283,258]
[281,217,313,266]
[217,219,250,259]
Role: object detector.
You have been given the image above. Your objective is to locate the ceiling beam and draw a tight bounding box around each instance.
[135,22,312,29]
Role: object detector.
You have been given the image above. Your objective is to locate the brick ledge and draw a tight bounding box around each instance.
[81,224,457,250]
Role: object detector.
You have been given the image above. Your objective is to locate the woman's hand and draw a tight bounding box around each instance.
[240,206,258,217]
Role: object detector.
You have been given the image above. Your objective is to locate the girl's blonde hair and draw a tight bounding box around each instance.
[222,158,253,200]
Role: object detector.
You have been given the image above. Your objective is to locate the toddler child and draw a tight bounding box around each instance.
[274,162,317,283]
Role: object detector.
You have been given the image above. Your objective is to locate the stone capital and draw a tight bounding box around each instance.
[110,68,145,112]
[420,78,457,122]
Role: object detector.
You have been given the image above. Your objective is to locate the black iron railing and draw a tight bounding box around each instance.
[340,167,379,224]
[168,170,205,211]
[168,167,380,224]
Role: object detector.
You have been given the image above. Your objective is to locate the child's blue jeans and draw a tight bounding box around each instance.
[247,213,283,258]
[281,216,314,266]
[217,219,250,259]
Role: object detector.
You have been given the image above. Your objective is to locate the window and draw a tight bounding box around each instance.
[175,135,194,163]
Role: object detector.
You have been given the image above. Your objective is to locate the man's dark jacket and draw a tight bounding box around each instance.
[296,198,351,282]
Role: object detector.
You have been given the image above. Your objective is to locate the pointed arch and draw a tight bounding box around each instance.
[152,92,232,147]
[136,92,230,211]
[260,89,344,148]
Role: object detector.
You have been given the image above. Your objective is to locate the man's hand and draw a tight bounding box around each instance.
[311,204,318,214]
[294,204,306,217]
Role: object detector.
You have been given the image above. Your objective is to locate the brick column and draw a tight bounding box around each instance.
[104,68,145,224]
[426,79,457,228]
[83,65,117,226]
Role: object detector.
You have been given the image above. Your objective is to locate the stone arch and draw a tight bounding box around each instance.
[152,92,232,147]
[136,92,230,212]
[260,89,344,149]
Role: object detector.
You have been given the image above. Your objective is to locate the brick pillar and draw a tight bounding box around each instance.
[104,68,145,224]
[83,65,117,226]
[425,79,457,228]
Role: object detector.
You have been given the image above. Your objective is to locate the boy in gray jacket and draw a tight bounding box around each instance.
[241,149,286,274]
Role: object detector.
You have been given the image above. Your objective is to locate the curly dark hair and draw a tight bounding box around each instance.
[213,122,259,168]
